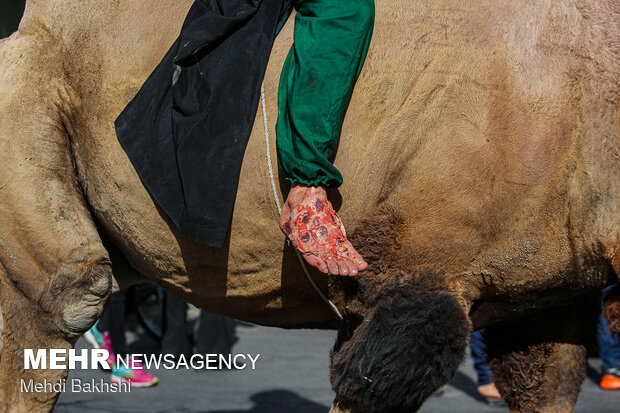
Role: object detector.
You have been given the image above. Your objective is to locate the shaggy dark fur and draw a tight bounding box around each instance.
[486,330,553,412]
[330,206,470,413]
[331,206,455,311]
[348,206,404,272]
[603,284,620,334]
[331,290,469,413]
[486,298,596,412]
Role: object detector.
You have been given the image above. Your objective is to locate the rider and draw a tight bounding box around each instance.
[277,0,374,277]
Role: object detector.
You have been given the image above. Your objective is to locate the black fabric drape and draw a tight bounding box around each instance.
[0,0,25,38]
[115,0,285,247]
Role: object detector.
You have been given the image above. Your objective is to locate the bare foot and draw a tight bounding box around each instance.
[279,184,368,276]
[478,382,502,401]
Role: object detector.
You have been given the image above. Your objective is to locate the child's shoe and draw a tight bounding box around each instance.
[111,361,159,388]
[83,321,115,369]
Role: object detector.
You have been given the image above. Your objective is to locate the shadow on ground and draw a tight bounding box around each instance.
[206,390,329,413]
[586,362,602,384]
[449,371,487,403]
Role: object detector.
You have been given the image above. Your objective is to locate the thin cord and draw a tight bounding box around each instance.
[260,83,343,320]
[261,83,282,214]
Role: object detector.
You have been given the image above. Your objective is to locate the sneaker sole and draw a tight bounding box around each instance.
[83,330,102,350]
[83,331,114,370]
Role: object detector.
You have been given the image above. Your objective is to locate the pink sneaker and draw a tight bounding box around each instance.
[111,361,159,388]
[83,322,116,369]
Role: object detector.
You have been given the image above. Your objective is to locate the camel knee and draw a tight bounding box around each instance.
[43,257,112,338]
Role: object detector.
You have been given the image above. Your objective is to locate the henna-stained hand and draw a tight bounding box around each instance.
[280,185,368,276]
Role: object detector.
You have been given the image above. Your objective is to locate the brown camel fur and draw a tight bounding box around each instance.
[0,0,618,412]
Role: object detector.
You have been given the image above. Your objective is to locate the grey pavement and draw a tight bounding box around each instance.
[55,323,620,413]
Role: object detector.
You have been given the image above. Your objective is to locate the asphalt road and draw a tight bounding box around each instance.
[53,318,620,413]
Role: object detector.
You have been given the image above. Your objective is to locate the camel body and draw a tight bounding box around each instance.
[0,0,618,411]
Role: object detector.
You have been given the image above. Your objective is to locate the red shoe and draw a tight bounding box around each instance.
[600,369,620,390]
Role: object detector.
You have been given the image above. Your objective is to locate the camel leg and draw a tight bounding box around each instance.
[485,296,598,413]
[329,268,469,412]
[0,43,112,412]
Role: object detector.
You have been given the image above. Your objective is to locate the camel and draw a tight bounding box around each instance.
[0,0,618,412]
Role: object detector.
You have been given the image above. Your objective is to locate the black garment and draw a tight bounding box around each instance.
[160,293,193,357]
[160,292,237,357]
[98,289,129,357]
[195,310,237,355]
[115,0,285,247]
[0,0,25,38]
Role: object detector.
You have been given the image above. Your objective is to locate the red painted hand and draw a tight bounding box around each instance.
[280,185,367,276]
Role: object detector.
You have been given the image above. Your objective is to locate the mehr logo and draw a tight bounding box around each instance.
[24,349,111,370]
[24,349,261,370]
